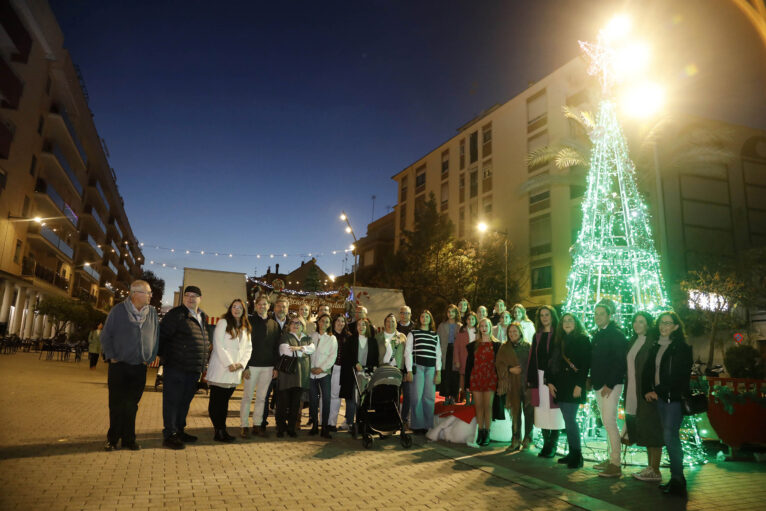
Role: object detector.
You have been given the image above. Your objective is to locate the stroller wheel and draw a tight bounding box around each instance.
[400,434,412,448]
[363,435,374,449]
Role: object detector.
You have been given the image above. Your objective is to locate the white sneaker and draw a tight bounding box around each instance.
[632,467,662,482]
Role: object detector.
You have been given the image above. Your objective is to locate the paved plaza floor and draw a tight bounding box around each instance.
[1,352,764,511]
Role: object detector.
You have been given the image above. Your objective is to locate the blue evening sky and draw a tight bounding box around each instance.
[48,0,766,304]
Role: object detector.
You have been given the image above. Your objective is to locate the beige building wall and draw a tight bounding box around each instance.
[0,0,144,338]
[392,57,766,309]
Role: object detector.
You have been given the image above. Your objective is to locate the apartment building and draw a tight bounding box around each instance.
[392,57,766,308]
[0,0,144,338]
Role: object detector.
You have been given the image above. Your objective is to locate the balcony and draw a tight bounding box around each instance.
[48,104,88,166]
[80,233,103,259]
[21,257,70,292]
[109,218,123,241]
[77,263,100,283]
[41,141,83,196]
[34,179,79,228]
[81,204,107,237]
[74,287,97,305]
[103,258,119,276]
[27,224,75,260]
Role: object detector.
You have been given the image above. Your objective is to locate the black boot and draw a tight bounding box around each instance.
[308,425,319,436]
[662,478,687,498]
[557,452,572,464]
[214,429,234,443]
[538,429,551,457]
[481,428,492,446]
[567,450,583,469]
[546,430,560,458]
[476,428,485,446]
[320,426,332,439]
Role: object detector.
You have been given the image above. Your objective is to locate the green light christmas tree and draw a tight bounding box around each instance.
[563,22,670,331]
[559,19,707,466]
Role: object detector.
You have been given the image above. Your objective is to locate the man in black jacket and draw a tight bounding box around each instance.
[240,294,281,438]
[159,285,209,450]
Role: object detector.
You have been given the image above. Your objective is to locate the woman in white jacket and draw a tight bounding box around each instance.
[308,313,338,438]
[206,299,252,443]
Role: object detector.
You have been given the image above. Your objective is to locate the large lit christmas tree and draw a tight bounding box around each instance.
[563,20,670,331]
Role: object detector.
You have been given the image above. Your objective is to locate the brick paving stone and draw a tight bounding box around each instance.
[2,352,765,510]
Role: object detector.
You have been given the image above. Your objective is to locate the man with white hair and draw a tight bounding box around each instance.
[100,280,159,451]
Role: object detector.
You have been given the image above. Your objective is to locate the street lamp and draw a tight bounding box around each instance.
[339,211,359,288]
[476,222,510,305]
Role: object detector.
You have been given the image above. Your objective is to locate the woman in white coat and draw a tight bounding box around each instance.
[206,299,252,443]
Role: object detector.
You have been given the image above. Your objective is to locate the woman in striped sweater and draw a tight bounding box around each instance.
[404,310,442,435]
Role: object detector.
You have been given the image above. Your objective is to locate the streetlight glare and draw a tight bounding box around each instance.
[614,41,650,78]
[620,81,665,118]
[477,222,488,233]
[329,274,336,282]
[349,244,355,250]
[33,216,42,223]
[345,226,352,233]
[603,15,631,41]
[339,213,346,221]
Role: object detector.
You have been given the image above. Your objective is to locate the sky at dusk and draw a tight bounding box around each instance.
[48,0,766,305]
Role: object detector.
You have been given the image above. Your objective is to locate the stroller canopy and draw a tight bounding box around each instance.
[368,366,402,390]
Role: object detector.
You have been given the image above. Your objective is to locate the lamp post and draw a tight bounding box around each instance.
[340,212,358,288]
[477,222,509,305]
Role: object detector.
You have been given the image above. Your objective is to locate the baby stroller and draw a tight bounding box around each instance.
[354,365,412,449]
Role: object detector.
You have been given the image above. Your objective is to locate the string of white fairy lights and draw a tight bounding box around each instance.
[137,242,356,260]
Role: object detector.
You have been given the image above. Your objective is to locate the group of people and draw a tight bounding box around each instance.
[100,281,693,499]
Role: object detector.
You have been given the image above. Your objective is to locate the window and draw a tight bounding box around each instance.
[415,194,426,220]
[459,174,465,203]
[399,203,406,231]
[531,264,552,291]
[469,131,478,163]
[441,182,449,211]
[530,214,552,256]
[13,240,22,264]
[441,150,449,178]
[459,139,466,169]
[482,160,492,193]
[527,130,549,172]
[470,169,478,198]
[29,155,36,176]
[469,202,478,224]
[483,196,492,218]
[529,190,550,213]
[527,89,547,133]
[566,89,588,107]
[37,116,44,135]
[482,123,492,157]
[400,176,408,203]
[459,207,465,237]
[22,196,30,218]
[415,165,426,194]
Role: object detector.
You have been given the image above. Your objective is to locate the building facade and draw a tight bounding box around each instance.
[392,57,766,308]
[0,0,144,338]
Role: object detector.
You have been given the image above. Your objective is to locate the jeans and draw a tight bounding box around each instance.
[401,380,411,423]
[559,401,581,452]
[261,378,276,426]
[595,384,623,465]
[309,375,332,426]
[657,400,685,481]
[411,364,436,430]
[208,385,235,430]
[162,366,200,439]
[107,362,147,445]
[239,366,273,427]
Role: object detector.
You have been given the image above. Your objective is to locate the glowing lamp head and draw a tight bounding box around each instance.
[345,226,352,234]
[603,15,631,41]
[621,81,665,119]
[339,213,347,221]
[329,274,336,282]
[477,222,488,233]
[33,216,43,224]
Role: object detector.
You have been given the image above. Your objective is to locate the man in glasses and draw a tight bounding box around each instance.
[101,280,159,451]
[159,285,209,449]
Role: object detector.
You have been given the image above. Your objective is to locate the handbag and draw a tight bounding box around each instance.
[276,352,298,375]
[682,391,708,416]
